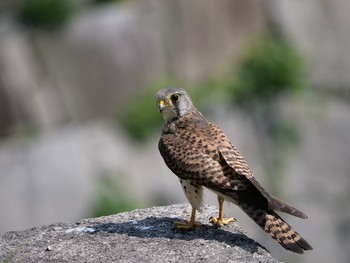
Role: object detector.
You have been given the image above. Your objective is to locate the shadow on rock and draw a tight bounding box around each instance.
[86,216,263,254]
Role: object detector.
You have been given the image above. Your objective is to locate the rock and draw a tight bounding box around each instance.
[0,204,282,263]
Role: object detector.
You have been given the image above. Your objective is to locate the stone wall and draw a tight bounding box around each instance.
[0,0,265,130]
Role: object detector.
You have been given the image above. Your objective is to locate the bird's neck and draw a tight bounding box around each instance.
[162,108,208,134]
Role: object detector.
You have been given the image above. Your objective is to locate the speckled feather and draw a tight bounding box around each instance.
[156,87,312,253]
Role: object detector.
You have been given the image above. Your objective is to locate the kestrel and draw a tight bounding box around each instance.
[156,87,312,254]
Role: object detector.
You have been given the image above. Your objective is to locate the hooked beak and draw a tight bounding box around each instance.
[159,100,168,112]
[158,98,177,121]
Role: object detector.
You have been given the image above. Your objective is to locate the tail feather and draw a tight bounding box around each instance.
[240,203,312,254]
[269,196,308,219]
[247,177,308,219]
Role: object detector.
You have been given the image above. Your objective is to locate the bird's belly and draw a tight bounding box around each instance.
[179,179,204,212]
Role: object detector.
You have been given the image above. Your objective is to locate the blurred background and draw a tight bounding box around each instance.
[0,0,350,262]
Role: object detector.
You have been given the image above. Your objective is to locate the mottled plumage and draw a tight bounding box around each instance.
[156,87,312,254]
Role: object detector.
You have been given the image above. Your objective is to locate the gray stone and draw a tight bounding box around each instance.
[0,204,282,263]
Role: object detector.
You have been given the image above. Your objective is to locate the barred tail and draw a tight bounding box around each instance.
[240,203,313,254]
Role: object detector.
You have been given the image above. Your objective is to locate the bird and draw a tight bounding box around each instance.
[155,87,312,254]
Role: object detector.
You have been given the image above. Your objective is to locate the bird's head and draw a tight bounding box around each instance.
[155,87,194,121]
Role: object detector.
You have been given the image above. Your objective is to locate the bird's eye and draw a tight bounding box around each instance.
[171,94,179,102]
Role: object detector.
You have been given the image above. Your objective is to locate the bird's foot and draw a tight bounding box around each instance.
[210,216,235,227]
[174,220,202,230]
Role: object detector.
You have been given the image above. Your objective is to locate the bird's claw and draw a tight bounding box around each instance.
[210,216,235,227]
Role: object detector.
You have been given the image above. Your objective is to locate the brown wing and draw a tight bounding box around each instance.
[218,144,308,219]
[158,133,247,194]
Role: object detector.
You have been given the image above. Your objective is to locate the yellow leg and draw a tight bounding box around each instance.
[210,196,235,227]
[174,207,202,230]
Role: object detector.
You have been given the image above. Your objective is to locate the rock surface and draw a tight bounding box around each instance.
[0,204,282,263]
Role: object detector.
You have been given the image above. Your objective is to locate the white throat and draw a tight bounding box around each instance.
[162,107,178,121]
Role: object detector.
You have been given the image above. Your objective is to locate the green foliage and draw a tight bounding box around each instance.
[230,34,304,103]
[17,0,73,29]
[119,89,161,142]
[89,175,140,217]
[118,78,180,142]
